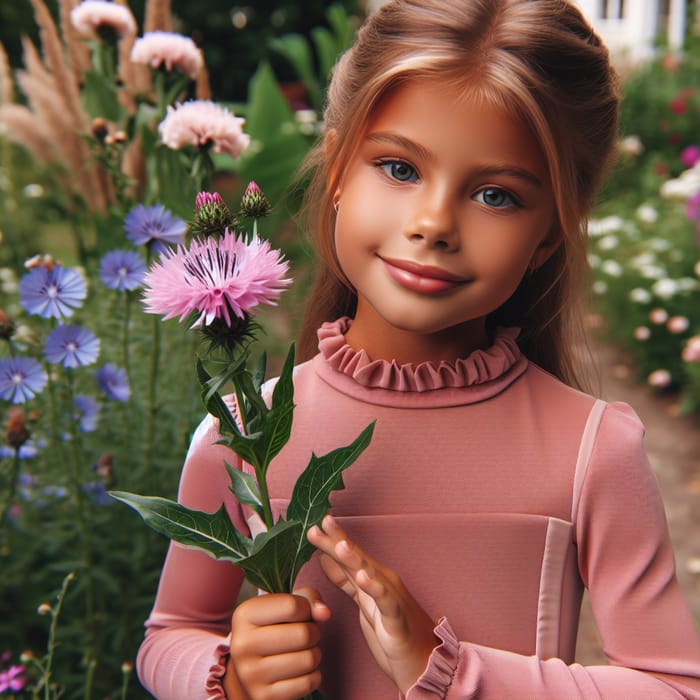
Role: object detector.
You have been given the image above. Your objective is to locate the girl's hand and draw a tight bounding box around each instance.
[307,515,439,695]
[224,588,330,700]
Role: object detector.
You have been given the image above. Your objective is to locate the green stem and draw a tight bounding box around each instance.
[66,373,96,660]
[122,292,132,383]
[34,572,75,700]
[144,313,161,490]
[0,449,22,552]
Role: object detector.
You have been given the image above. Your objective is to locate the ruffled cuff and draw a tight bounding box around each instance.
[205,634,232,699]
[405,617,459,699]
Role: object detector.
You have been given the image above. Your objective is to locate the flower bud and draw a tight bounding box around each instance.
[121,661,134,674]
[6,407,30,449]
[191,191,236,238]
[92,117,109,139]
[0,309,15,340]
[20,650,35,664]
[37,602,52,616]
[239,181,271,219]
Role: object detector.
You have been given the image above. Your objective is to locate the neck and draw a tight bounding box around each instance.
[344,302,490,365]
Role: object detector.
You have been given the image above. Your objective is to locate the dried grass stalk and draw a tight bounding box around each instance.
[59,0,90,83]
[0,43,13,104]
[144,0,172,33]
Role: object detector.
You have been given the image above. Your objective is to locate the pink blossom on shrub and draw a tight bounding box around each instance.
[158,101,250,158]
[649,308,669,325]
[680,145,700,169]
[647,369,672,388]
[682,335,700,363]
[70,0,136,39]
[634,326,651,341]
[130,31,203,80]
[0,663,27,693]
[666,315,690,334]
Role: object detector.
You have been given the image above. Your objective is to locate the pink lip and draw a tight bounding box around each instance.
[380,257,467,294]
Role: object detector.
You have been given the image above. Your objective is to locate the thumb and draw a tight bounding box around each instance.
[293,586,332,622]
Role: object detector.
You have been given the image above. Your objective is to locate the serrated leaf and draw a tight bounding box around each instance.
[225,461,263,519]
[110,492,252,561]
[286,422,375,582]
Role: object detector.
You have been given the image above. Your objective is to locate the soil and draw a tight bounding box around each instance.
[575,339,700,663]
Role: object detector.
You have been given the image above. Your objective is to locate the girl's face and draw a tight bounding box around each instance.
[333,80,558,364]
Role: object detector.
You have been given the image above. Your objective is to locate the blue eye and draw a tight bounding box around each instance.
[378,160,418,183]
[474,187,519,209]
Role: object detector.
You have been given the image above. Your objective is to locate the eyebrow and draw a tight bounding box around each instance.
[365,131,544,188]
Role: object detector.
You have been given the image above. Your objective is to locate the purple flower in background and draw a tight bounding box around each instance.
[83,480,113,506]
[0,442,39,459]
[95,363,130,402]
[19,265,87,319]
[0,357,48,404]
[99,250,147,291]
[124,204,187,255]
[44,325,100,369]
[74,394,100,432]
[686,190,700,222]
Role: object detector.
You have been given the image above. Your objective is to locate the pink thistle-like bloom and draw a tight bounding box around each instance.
[142,231,291,328]
[70,0,136,39]
[158,101,250,158]
[682,335,700,363]
[195,192,227,211]
[130,31,203,80]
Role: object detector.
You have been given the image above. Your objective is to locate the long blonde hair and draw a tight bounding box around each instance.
[297,0,620,389]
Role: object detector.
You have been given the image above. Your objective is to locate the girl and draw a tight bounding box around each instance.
[136,1,700,698]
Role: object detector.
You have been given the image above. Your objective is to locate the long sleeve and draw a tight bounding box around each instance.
[406,402,700,699]
[136,413,248,700]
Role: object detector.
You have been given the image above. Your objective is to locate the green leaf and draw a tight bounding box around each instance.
[268,35,319,108]
[286,422,375,582]
[110,492,252,561]
[225,461,264,519]
[236,518,304,592]
[82,70,122,122]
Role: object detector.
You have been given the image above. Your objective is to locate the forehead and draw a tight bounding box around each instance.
[363,79,548,179]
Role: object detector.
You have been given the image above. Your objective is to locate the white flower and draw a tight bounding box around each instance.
[619,134,643,156]
[651,278,679,300]
[678,277,700,292]
[648,237,671,252]
[598,234,619,251]
[628,288,652,304]
[592,280,608,295]
[601,260,623,277]
[588,253,601,269]
[635,203,658,223]
[588,215,625,237]
[639,264,667,280]
[660,164,700,200]
[695,260,700,277]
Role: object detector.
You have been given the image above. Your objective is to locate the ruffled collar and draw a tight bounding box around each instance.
[313,317,528,407]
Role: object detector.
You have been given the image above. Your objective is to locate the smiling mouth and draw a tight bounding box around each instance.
[380,257,468,294]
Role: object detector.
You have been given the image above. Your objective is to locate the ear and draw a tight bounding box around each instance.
[530,222,563,271]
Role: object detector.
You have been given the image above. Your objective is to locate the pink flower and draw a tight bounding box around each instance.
[142,231,291,328]
[670,98,687,116]
[0,664,27,693]
[195,192,227,211]
[682,335,700,363]
[649,308,669,325]
[70,0,136,39]
[686,190,700,222]
[158,101,250,158]
[647,369,672,388]
[130,31,203,80]
[633,326,651,341]
[666,315,690,334]
[680,145,700,169]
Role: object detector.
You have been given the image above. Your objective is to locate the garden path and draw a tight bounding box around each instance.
[575,338,700,663]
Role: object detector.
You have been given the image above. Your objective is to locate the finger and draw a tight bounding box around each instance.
[293,587,332,622]
[255,646,322,682]
[318,552,358,596]
[246,620,321,656]
[236,593,312,627]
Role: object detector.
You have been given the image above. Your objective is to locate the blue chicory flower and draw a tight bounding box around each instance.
[73,394,100,432]
[18,265,87,319]
[0,356,48,404]
[44,324,101,368]
[99,250,147,291]
[95,363,131,402]
[124,204,187,255]
[0,442,39,459]
[83,480,113,506]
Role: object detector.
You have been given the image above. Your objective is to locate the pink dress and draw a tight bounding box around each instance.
[137,318,700,699]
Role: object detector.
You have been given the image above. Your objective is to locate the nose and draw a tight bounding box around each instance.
[403,185,459,251]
